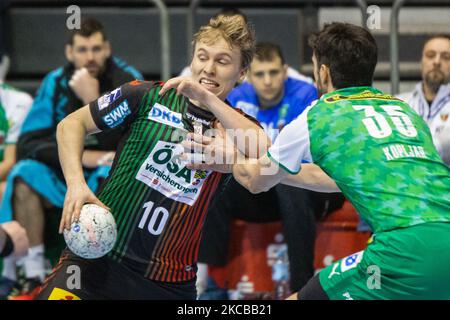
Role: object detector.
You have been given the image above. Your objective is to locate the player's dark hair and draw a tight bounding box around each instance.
[68,18,107,45]
[308,22,377,89]
[254,42,285,65]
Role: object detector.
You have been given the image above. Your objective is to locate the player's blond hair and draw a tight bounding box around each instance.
[192,14,255,70]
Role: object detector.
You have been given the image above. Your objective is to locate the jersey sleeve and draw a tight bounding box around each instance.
[267,105,313,174]
[89,80,155,131]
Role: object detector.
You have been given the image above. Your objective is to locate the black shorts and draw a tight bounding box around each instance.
[36,249,197,300]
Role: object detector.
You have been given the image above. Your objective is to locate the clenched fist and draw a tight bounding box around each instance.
[69,67,100,104]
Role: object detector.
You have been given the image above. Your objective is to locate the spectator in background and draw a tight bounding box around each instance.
[197,42,336,299]
[0,83,33,200]
[398,35,450,166]
[229,42,316,140]
[0,18,143,300]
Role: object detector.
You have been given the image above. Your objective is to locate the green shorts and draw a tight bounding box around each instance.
[318,222,450,300]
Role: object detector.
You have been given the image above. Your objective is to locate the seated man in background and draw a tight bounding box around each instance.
[0,83,33,200]
[197,42,342,298]
[228,42,316,140]
[0,18,143,300]
[398,34,450,166]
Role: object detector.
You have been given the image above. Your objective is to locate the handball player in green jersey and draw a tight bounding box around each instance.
[186,23,450,300]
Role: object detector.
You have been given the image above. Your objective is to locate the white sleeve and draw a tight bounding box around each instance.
[267,105,313,174]
[4,90,33,144]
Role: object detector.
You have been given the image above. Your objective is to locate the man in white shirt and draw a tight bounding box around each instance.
[398,35,450,165]
[0,84,33,199]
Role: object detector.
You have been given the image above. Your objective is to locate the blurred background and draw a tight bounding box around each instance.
[4,0,450,95]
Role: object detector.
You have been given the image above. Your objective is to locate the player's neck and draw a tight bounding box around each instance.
[188,98,213,112]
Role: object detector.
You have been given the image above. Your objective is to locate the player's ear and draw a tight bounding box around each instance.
[319,64,330,86]
[65,44,74,62]
[238,67,248,83]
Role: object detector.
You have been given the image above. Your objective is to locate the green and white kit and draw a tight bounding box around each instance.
[268,86,450,299]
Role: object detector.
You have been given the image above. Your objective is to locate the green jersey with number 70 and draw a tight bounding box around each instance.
[268,86,450,234]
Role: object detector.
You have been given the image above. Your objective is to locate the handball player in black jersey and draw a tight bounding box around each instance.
[36,15,268,300]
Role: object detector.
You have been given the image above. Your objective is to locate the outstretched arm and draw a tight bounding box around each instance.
[181,124,339,192]
[232,157,339,194]
[57,80,150,232]
[232,153,289,194]
[233,103,339,193]
[56,105,109,233]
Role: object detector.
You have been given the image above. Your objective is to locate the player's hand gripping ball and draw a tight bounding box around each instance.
[63,204,117,259]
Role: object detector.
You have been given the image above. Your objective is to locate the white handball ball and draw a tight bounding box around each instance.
[63,204,117,259]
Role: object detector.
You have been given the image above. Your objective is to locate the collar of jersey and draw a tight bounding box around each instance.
[320,86,381,101]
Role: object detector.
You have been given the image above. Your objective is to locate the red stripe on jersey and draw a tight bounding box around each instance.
[149,172,223,282]
[149,201,187,281]
[38,252,70,294]
[163,203,190,282]
[182,173,222,281]
[178,181,212,281]
[167,204,194,282]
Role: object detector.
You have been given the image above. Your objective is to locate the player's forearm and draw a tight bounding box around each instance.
[232,163,259,193]
[204,92,271,157]
[56,117,88,187]
[281,163,340,193]
[232,154,286,194]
